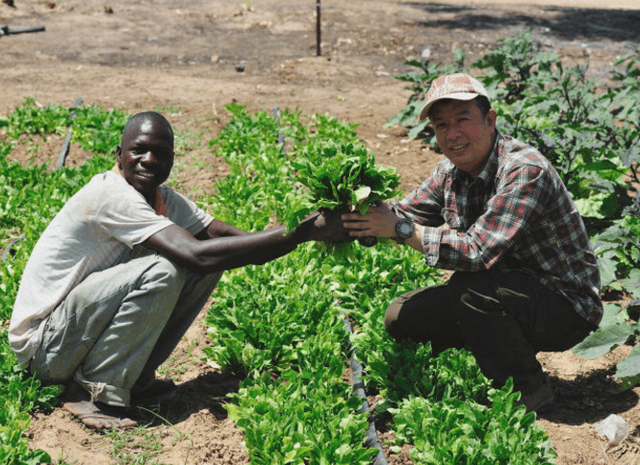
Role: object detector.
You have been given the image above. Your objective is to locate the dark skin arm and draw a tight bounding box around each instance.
[144,210,350,274]
[197,218,291,264]
[194,218,249,241]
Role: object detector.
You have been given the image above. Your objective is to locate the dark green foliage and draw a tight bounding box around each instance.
[388,31,640,390]
[287,141,401,232]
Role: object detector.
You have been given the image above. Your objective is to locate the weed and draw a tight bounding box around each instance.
[104,427,165,465]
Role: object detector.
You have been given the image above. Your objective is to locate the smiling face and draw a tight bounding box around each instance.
[430,98,497,179]
[116,113,174,203]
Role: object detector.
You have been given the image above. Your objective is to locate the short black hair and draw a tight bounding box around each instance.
[428,96,492,120]
[474,96,492,119]
[124,111,174,137]
[120,111,174,150]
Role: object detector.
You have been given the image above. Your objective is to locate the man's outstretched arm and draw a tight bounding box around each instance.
[145,210,349,274]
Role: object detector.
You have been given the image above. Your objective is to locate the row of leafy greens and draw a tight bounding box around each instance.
[1,86,558,464]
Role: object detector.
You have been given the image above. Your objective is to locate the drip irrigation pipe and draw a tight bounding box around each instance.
[316,0,322,56]
[0,24,45,38]
[272,106,286,156]
[273,103,387,462]
[342,311,389,465]
[56,97,83,170]
[1,233,25,263]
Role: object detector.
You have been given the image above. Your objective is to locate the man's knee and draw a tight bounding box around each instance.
[142,255,185,287]
[383,286,451,342]
[384,299,403,338]
[383,288,428,339]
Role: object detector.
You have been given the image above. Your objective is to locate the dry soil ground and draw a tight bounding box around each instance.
[2,0,640,464]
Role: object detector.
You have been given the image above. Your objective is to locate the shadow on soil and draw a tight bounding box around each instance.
[540,368,640,425]
[409,3,640,44]
[134,370,243,426]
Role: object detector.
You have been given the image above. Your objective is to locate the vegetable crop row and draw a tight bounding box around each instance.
[201,103,556,464]
[0,98,556,464]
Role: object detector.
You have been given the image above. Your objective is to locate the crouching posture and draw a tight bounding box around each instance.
[342,74,603,412]
[9,111,349,429]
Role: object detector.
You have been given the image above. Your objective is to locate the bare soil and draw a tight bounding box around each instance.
[2,0,640,464]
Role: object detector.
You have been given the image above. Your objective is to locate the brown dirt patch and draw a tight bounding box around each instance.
[3,0,640,463]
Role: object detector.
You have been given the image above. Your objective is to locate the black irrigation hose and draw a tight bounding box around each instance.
[56,97,83,170]
[342,312,389,465]
[1,233,25,263]
[272,106,286,151]
[273,103,387,462]
[0,25,45,38]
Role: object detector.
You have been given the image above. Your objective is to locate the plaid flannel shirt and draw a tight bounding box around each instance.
[392,132,603,325]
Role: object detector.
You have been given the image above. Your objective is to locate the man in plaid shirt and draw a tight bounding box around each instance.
[342,73,603,412]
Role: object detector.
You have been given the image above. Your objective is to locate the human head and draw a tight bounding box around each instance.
[116,111,174,203]
[423,74,497,178]
[419,73,492,121]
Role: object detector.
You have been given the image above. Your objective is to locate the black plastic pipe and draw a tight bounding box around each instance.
[316,0,321,56]
[1,233,25,262]
[56,97,83,169]
[342,313,389,465]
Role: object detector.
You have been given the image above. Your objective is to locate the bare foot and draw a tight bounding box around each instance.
[62,382,138,430]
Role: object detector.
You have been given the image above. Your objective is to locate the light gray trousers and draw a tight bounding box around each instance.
[30,253,221,407]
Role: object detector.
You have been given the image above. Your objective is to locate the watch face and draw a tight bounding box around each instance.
[396,219,414,238]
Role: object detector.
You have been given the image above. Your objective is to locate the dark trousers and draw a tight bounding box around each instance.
[384,269,597,393]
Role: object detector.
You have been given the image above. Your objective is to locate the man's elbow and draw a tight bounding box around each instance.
[190,256,228,275]
[168,250,224,275]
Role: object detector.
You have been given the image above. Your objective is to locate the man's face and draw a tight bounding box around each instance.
[116,118,174,202]
[430,99,497,178]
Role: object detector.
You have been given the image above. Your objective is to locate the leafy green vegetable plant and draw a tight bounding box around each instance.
[204,103,559,463]
[286,141,401,232]
[390,381,556,465]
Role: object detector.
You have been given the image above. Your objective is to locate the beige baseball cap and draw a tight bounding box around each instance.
[419,73,490,120]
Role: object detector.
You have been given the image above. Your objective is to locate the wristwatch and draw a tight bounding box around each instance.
[394,218,414,244]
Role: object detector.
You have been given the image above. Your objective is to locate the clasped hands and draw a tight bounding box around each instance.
[307,203,397,243]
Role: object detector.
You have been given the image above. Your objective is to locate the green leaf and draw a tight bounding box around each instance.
[573,192,610,219]
[598,254,618,288]
[615,344,640,389]
[407,119,430,140]
[599,303,629,327]
[572,322,636,359]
